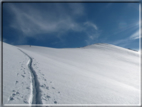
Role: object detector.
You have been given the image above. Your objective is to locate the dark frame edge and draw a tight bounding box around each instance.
[1,1,3,107]
[1,0,141,3]
[1,1,141,107]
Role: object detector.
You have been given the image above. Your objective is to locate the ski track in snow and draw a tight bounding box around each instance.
[18,49,42,104]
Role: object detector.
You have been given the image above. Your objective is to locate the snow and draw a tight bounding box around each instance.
[3,43,31,105]
[3,42,141,106]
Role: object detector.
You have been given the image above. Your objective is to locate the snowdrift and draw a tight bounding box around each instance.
[3,42,140,106]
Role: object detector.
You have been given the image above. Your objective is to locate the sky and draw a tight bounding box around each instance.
[2,2,140,50]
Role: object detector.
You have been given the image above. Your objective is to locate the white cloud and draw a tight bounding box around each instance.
[113,21,139,36]
[84,21,98,30]
[8,3,84,36]
[83,21,100,45]
[112,29,140,46]
[5,3,101,45]
[112,38,130,47]
[130,30,140,40]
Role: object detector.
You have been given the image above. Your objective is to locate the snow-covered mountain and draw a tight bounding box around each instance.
[3,42,140,106]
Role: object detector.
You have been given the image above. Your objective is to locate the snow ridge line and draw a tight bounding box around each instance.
[18,49,42,104]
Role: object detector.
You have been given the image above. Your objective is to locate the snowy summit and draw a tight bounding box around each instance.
[3,42,140,106]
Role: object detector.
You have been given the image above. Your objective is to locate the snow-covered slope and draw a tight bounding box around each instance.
[3,42,140,106]
[3,43,32,105]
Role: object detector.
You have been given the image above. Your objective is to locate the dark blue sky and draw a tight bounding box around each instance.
[3,2,140,50]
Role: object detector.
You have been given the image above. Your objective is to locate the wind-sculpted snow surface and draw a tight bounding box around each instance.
[3,42,140,106]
